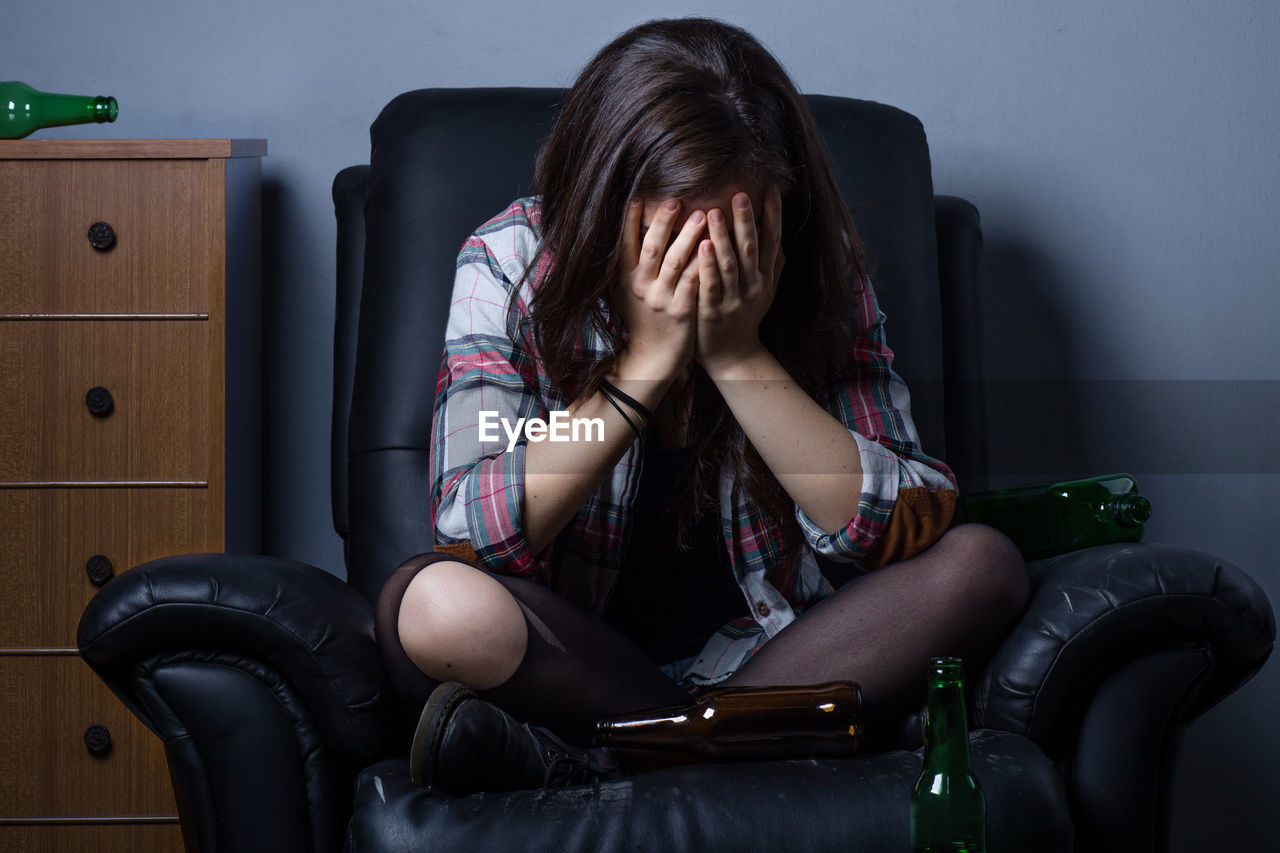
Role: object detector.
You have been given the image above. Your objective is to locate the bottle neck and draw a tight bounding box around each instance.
[921,682,973,772]
[1111,493,1152,528]
[22,91,116,127]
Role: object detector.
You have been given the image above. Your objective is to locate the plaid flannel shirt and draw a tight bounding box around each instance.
[430,197,958,687]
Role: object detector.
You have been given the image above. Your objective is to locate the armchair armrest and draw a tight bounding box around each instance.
[973,542,1272,851]
[975,542,1274,746]
[78,554,404,853]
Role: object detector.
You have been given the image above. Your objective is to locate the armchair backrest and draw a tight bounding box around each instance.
[333,88,960,602]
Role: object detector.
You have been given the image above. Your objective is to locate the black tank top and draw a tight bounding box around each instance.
[603,443,752,665]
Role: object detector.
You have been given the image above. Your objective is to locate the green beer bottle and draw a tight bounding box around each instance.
[910,657,986,853]
[1,81,118,139]
[962,472,1152,560]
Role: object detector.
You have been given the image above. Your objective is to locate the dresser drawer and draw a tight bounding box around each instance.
[0,655,178,818]
[0,822,183,853]
[0,159,219,315]
[0,489,216,649]
[0,320,213,483]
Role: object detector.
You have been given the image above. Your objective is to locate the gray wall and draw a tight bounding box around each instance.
[7,0,1276,848]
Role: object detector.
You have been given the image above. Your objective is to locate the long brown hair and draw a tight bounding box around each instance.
[526,17,867,550]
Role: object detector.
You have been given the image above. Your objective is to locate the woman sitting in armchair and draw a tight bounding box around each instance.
[374,16,1028,795]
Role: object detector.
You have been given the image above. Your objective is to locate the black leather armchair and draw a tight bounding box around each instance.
[78,89,1274,853]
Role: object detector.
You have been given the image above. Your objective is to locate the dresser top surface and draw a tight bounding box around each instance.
[0,139,267,159]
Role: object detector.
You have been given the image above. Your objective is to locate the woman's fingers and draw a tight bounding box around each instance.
[730,192,758,279]
[697,238,721,311]
[671,238,702,317]
[706,207,738,302]
[637,198,681,283]
[657,209,707,293]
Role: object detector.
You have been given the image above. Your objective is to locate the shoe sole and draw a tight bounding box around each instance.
[410,682,476,787]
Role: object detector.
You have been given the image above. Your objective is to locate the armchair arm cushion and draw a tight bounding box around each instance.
[77,553,403,766]
[974,542,1275,748]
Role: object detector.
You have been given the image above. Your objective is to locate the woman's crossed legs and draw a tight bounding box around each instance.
[376,523,1029,744]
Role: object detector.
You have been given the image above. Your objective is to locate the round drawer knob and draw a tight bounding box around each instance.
[86,555,115,586]
[88,221,116,251]
[85,386,114,417]
[84,724,113,757]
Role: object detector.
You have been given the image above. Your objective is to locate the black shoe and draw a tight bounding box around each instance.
[410,682,622,795]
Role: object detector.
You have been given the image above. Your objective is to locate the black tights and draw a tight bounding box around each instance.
[374,524,1028,745]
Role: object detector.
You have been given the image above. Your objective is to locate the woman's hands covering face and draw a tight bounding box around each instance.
[617,197,703,379]
[694,185,784,372]
[617,186,783,380]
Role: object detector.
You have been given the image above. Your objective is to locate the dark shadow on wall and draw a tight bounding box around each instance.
[260,176,289,560]
[258,176,348,580]
[967,231,1090,492]
[971,231,1280,488]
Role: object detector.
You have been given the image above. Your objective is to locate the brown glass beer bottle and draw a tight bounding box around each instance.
[594,681,865,760]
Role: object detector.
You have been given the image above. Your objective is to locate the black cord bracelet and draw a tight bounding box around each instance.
[600,386,643,439]
[601,378,654,422]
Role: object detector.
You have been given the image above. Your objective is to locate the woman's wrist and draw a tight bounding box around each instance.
[607,348,683,411]
[699,339,772,383]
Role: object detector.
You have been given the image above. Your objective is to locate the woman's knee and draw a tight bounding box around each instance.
[396,559,529,689]
[932,523,1030,618]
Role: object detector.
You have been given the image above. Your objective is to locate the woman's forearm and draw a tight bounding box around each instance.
[704,345,863,534]
[521,350,678,556]
[520,396,628,557]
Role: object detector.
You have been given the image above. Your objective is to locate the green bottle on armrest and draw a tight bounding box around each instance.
[1,81,118,139]
[962,473,1152,560]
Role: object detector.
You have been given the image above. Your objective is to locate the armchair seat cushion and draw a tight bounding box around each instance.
[346,729,1072,852]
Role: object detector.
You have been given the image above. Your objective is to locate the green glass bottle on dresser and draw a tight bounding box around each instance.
[1,81,118,138]
[910,657,986,853]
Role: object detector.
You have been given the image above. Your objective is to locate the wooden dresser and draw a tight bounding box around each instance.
[0,139,265,852]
